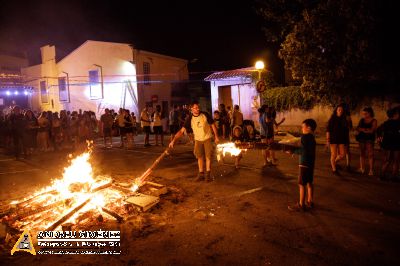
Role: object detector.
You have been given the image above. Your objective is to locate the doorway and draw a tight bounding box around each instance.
[218,86,232,109]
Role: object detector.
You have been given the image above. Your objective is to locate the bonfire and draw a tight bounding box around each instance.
[0,143,162,238]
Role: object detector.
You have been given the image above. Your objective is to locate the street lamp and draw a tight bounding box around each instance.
[254,60,266,96]
[255,60,265,80]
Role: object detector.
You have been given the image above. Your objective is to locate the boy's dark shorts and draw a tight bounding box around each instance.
[153,126,163,134]
[298,166,314,185]
[142,126,151,134]
[103,127,112,137]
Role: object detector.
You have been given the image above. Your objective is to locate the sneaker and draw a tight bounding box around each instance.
[205,171,212,182]
[306,202,314,209]
[195,172,204,181]
[288,202,306,212]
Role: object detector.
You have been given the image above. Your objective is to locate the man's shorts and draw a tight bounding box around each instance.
[194,138,213,159]
[169,125,179,134]
[103,127,112,137]
[153,126,163,134]
[142,126,151,134]
[298,166,314,185]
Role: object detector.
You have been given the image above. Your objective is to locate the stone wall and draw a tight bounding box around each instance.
[275,101,399,135]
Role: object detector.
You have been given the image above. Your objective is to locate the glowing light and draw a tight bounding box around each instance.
[255,60,265,70]
[14,91,19,95]
[6,91,10,96]
[122,61,136,76]
[131,183,139,192]
[216,142,244,161]
[52,152,95,198]
[24,91,29,95]
[91,194,105,210]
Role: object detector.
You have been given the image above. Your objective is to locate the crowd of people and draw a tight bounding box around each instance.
[0,104,200,158]
[1,100,399,211]
[169,101,400,212]
[325,104,400,181]
[1,102,400,180]
[0,106,100,159]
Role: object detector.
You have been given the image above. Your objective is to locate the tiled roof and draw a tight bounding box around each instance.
[204,67,255,81]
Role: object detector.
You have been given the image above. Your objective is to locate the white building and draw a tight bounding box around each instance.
[205,67,261,127]
[22,40,188,116]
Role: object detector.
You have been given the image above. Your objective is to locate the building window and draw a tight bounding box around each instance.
[143,62,150,85]
[40,80,48,103]
[89,69,103,99]
[58,77,69,102]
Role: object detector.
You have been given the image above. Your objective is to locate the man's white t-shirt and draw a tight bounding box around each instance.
[184,112,214,141]
[141,110,150,127]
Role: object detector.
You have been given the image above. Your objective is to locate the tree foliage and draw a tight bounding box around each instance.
[261,86,314,111]
[251,70,277,90]
[256,0,398,103]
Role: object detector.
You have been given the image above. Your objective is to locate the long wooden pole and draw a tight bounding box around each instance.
[136,148,170,184]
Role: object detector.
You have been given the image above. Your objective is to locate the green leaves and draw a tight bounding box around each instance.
[261,86,314,111]
[256,0,392,103]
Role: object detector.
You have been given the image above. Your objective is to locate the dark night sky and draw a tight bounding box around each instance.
[0,0,283,80]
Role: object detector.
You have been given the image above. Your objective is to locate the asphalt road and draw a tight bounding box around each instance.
[1,135,399,265]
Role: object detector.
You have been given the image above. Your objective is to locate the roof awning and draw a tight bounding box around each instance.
[204,67,256,81]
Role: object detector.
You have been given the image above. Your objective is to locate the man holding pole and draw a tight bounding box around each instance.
[169,101,220,182]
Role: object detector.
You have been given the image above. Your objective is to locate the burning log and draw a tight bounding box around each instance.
[217,138,301,158]
[15,190,57,208]
[91,181,113,192]
[45,181,113,231]
[46,197,91,231]
[221,141,299,151]
[15,198,73,221]
[101,207,124,223]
